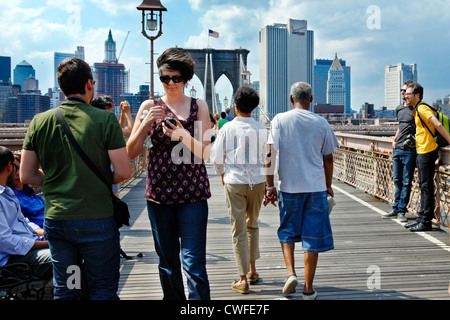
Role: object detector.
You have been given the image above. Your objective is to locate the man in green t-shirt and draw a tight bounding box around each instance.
[20,58,131,300]
[218,111,229,129]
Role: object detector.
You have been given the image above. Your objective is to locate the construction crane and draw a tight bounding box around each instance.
[118,31,130,61]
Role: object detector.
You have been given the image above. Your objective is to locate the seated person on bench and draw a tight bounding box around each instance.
[0,146,52,280]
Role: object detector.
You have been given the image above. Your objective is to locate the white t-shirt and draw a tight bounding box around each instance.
[211,117,267,187]
[268,108,338,193]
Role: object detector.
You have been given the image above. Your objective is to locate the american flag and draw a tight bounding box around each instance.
[209,29,219,38]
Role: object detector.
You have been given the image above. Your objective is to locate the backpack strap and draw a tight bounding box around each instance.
[416,102,436,137]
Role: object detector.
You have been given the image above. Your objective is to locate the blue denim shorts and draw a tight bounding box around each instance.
[278,191,334,253]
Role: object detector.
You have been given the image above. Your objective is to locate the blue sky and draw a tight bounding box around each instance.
[1,0,450,111]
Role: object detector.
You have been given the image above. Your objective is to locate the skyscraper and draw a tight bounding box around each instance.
[0,56,11,85]
[259,19,314,118]
[0,56,12,119]
[104,30,118,64]
[94,30,129,109]
[327,53,346,108]
[385,63,417,109]
[13,60,35,90]
[4,89,50,124]
[314,55,351,114]
[54,46,85,88]
[16,92,50,123]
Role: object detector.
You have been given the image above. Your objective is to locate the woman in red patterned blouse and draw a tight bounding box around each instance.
[127,48,212,300]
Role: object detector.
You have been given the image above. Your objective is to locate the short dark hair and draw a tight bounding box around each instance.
[91,96,114,110]
[0,146,14,173]
[220,112,227,119]
[233,86,259,114]
[157,48,195,84]
[404,80,414,86]
[407,82,423,100]
[57,58,93,96]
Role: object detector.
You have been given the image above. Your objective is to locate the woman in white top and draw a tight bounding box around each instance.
[211,86,267,294]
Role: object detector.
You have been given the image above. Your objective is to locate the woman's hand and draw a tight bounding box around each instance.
[162,119,189,141]
[120,101,131,113]
[142,105,164,127]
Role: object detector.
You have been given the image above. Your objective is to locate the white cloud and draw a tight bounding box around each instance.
[45,0,83,13]
[88,0,137,16]
[188,0,264,11]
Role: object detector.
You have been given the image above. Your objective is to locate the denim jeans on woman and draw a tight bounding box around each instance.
[147,200,210,300]
[392,147,416,214]
[44,216,120,300]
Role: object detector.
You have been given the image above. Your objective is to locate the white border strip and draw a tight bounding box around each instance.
[334,185,450,254]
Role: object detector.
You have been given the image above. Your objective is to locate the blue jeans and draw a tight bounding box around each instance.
[392,147,416,213]
[44,216,120,300]
[147,200,210,300]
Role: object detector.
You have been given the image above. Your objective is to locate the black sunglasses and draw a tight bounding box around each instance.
[159,75,183,84]
[401,89,406,93]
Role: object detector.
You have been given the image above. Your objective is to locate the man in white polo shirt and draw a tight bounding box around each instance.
[265,82,338,300]
[212,86,267,294]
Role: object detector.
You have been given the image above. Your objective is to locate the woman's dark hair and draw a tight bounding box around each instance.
[57,58,93,96]
[233,86,260,114]
[91,96,114,110]
[157,48,195,83]
[0,146,14,173]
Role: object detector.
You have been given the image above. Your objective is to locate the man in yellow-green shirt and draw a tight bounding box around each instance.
[404,82,450,231]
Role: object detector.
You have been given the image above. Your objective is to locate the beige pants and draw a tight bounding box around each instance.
[224,182,265,276]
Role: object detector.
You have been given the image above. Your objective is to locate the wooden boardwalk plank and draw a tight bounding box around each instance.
[117,164,450,300]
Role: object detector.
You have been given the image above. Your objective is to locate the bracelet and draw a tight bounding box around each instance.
[265,186,276,191]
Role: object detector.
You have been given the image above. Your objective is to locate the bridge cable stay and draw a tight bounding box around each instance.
[118,31,130,61]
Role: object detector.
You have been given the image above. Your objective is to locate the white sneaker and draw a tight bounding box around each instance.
[302,290,318,300]
[282,274,298,294]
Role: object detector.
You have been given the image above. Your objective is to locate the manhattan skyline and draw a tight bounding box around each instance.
[1,0,449,110]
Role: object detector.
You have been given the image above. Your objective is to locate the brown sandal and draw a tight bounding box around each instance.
[248,272,260,284]
[231,280,249,294]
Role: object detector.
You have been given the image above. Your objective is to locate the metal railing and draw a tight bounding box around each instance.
[334,132,450,230]
[120,151,148,188]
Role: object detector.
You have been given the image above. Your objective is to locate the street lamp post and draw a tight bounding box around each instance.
[137,0,167,100]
